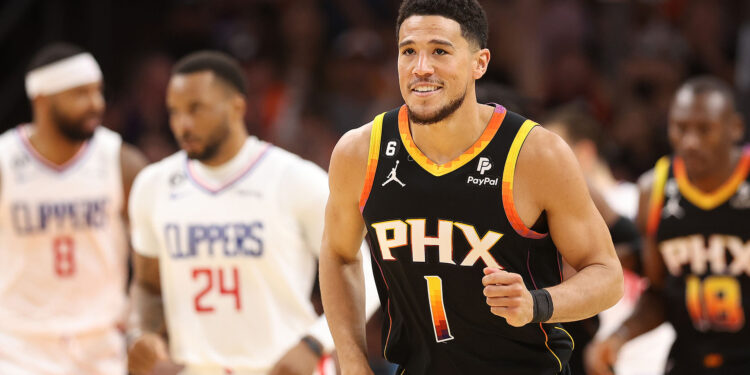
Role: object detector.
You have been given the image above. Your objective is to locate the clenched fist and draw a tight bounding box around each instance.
[482,267,534,327]
[128,332,169,375]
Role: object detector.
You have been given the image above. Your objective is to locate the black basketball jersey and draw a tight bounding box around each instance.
[648,147,750,374]
[360,105,573,375]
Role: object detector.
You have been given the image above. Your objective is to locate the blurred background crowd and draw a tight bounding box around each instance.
[2,0,750,373]
[2,0,750,179]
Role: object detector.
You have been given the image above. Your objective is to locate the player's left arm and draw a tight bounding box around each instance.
[531,128,623,322]
[483,127,623,326]
[125,165,175,375]
[120,143,149,223]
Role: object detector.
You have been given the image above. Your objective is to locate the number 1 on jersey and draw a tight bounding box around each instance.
[424,276,454,342]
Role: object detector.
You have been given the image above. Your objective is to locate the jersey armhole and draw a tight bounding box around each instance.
[114,139,125,216]
[358,113,385,212]
[646,156,671,237]
[501,120,548,239]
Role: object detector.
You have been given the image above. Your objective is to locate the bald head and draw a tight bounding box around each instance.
[672,76,736,119]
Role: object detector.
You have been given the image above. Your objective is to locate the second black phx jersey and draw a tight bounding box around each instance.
[648,149,750,375]
[360,105,573,375]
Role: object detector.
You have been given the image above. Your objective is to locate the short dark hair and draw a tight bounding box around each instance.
[544,103,604,154]
[396,0,488,49]
[678,75,737,111]
[172,51,247,96]
[27,42,86,73]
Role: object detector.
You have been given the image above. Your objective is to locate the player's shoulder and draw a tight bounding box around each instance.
[637,169,655,196]
[325,121,374,199]
[132,150,186,189]
[91,126,124,150]
[262,141,328,186]
[93,125,121,139]
[518,124,577,170]
[331,122,372,168]
[0,125,20,146]
[263,140,304,166]
[637,155,671,195]
[119,142,147,166]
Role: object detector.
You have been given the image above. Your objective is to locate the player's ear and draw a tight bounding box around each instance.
[472,47,490,80]
[229,94,246,121]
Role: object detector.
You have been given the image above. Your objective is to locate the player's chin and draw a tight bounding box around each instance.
[185,148,206,160]
[181,142,204,158]
[406,104,443,124]
[683,158,711,178]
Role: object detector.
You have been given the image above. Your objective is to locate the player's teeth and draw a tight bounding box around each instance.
[415,86,437,92]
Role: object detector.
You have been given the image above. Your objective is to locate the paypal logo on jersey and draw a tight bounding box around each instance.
[466,157,498,187]
[477,157,492,175]
[164,222,263,259]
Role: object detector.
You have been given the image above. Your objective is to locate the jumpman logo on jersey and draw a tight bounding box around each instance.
[663,180,685,219]
[731,182,750,209]
[382,160,405,187]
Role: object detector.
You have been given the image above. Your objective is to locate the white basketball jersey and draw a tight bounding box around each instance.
[130,137,329,373]
[0,125,127,335]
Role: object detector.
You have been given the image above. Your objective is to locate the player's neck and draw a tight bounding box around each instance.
[409,101,494,165]
[688,148,741,192]
[200,124,248,167]
[28,118,87,166]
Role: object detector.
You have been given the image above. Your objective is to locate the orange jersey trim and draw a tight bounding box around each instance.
[674,147,750,211]
[501,120,547,239]
[359,113,385,212]
[397,105,506,177]
[646,156,671,237]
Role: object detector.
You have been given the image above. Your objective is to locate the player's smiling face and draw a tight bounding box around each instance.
[397,15,483,125]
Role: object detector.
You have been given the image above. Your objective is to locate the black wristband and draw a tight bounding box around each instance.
[301,335,324,358]
[530,288,554,323]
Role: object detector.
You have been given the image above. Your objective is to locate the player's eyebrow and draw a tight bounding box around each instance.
[428,39,454,48]
[398,39,454,49]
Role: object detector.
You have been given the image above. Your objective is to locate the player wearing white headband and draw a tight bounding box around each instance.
[0,43,147,374]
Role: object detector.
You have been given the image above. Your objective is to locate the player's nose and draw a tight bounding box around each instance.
[170,112,195,133]
[88,90,105,114]
[680,130,702,153]
[412,52,435,76]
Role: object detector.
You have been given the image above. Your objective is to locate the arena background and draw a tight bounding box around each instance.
[2,0,750,374]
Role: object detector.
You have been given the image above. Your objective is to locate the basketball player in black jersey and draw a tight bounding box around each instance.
[586,77,750,375]
[319,1,623,374]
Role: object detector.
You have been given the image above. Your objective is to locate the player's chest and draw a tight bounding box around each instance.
[2,167,118,236]
[153,184,290,260]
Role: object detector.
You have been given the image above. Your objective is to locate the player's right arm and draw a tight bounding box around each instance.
[126,166,171,375]
[585,170,668,375]
[319,123,374,375]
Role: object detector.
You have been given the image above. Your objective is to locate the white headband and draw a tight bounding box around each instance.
[25,52,102,98]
